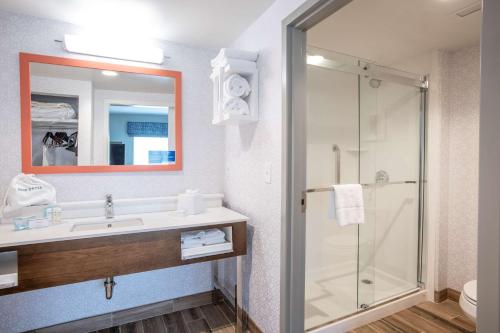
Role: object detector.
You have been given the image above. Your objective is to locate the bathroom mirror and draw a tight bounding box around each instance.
[19,53,182,173]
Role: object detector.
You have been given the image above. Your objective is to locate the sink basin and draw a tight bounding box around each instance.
[71,218,144,232]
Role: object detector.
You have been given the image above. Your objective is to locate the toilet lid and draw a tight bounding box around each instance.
[463,280,477,304]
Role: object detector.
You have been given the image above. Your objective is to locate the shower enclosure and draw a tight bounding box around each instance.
[303,48,427,330]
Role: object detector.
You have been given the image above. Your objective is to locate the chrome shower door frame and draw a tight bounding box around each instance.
[282,1,429,332]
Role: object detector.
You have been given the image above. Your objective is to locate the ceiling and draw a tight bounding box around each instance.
[0,0,276,48]
[308,0,481,68]
[31,63,174,93]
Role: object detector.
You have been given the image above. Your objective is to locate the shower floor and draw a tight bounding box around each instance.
[305,263,417,330]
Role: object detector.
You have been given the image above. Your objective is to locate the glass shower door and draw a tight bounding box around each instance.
[304,48,426,331]
[304,64,360,330]
[357,74,423,308]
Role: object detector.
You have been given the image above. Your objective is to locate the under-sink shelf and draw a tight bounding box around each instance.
[181,241,233,260]
[181,226,233,260]
[0,220,247,296]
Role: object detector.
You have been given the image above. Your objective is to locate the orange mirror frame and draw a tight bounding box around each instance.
[19,53,182,174]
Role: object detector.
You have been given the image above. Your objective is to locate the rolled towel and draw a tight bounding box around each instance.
[328,184,365,226]
[224,74,250,98]
[223,97,249,116]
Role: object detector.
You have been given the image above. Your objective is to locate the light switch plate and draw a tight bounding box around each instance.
[264,162,272,184]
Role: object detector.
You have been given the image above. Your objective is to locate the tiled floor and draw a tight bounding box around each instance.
[349,300,476,333]
[90,299,474,333]
[92,301,236,333]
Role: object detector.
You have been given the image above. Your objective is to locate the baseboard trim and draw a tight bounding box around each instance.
[434,288,461,303]
[214,282,263,333]
[212,288,263,333]
[237,305,264,333]
[446,288,461,302]
[35,290,215,333]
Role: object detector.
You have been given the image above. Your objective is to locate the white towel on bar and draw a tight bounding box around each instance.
[328,184,365,226]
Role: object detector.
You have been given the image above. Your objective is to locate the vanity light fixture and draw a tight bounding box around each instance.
[101,70,118,77]
[63,34,164,64]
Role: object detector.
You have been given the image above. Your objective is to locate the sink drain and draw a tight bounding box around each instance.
[361,279,373,285]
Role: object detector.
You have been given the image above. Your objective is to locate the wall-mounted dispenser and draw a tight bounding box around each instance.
[210,48,258,125]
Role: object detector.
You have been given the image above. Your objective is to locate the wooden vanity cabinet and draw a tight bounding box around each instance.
[0,221,246,296]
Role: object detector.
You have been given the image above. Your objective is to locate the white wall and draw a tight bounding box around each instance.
[0,10,223,332]
[437,45,480,291]
[223,0,308,332]
[477,1,500,330]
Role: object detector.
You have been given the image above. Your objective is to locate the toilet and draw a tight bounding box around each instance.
[459,280,477,321]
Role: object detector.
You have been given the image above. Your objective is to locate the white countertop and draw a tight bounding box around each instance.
[0,207,248,248]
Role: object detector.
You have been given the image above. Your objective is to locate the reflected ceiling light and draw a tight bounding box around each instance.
[101,70,118,77]
[63,34,164,64]
[307,55,325,65]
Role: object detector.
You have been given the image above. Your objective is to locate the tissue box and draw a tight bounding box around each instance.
[177,190,206,215]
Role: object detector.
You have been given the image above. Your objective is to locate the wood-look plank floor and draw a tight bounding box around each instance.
[91,301,236,333]
[349,300,476,333]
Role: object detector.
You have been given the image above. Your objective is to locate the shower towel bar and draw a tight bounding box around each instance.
[305,180,417,194]
[301,181,417,212]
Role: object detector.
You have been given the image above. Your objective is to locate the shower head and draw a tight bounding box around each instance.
[369,78,381,88]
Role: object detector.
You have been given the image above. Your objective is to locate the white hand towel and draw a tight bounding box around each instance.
[329,184,365,226]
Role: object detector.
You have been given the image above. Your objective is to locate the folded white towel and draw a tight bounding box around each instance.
[329,184,365,226]
[181,229,226,248]
[182,236,226,249]
[181,229,225,241]
[31,102,76,119]
[32,101,73,109]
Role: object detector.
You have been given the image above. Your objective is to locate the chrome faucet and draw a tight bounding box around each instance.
[105,194,114,219]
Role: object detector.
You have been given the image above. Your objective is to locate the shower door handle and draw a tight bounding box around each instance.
[301,145,340,213]
[333,144,340,184]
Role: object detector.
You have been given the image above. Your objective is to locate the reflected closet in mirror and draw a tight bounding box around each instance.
[20,53,182,174]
